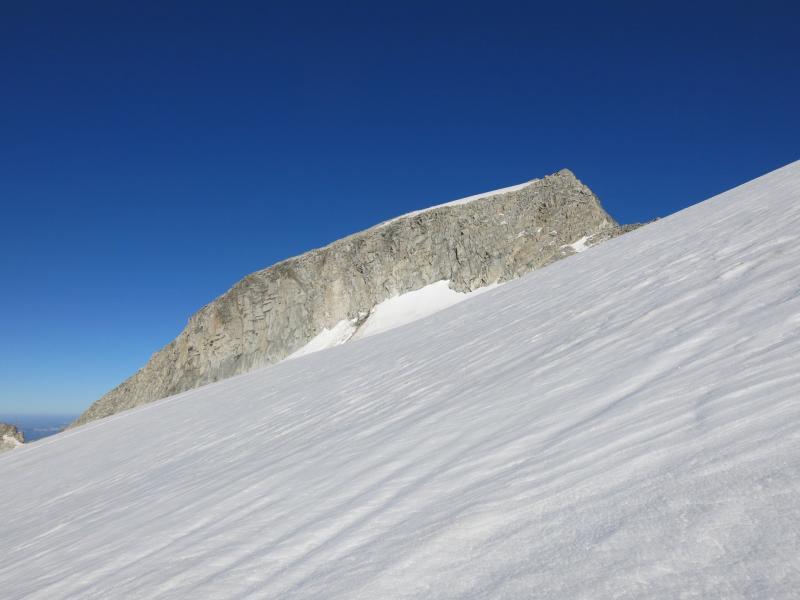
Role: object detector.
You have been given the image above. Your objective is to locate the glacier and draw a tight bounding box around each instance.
[1,161,799,598]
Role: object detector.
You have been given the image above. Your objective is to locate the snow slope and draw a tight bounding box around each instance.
[351,281,499,340]
[2,162,800,599]
[289,281,501,358]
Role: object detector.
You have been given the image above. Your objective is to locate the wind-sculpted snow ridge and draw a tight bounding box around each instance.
[72,169,622,427]
[3,161,800,598]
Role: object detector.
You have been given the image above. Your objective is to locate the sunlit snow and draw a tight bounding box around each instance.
[287,318,358,359]
[291,280,500,358]
[567,235,590,252]
[1,162,799,599]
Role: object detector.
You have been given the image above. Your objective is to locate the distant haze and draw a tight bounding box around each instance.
[0,415,75,443]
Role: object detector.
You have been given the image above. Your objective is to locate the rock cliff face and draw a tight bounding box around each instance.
[0,423,24,453]
[73,169,628,427]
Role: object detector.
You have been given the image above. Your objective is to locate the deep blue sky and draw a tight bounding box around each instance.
[1,1,798,415]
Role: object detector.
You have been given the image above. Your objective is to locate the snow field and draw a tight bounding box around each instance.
[1,162,799,598]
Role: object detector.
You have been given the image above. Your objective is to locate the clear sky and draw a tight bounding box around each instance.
[1,1,798,415]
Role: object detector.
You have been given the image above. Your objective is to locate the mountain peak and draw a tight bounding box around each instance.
[4,162,800,598]
[72,169,627,427]
[556,167,577,178]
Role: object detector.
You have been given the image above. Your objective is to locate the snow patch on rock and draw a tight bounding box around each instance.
[290,280,501,357]
[378,179,537,227]
[287,319,358,359]
[568,235,591,252]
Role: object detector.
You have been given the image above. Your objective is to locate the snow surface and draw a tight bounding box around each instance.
[567,235,590,253]
[2,162,800,599]
[291,281,500,357]
[287,318,358,359]
[377,179,536,227]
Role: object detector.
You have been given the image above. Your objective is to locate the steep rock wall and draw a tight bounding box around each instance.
[73,169,622,426]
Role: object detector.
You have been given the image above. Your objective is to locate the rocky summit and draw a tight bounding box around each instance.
[73,169,632,427]
[0,423,24,453]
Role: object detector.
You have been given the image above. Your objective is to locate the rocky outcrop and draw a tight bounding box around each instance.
[0,423,24,453]
[73,169,630,427]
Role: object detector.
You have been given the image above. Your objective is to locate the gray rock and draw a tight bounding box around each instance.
[0,423,24,453]
[72,169,632,427]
